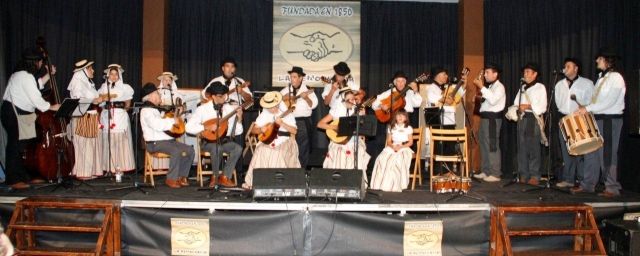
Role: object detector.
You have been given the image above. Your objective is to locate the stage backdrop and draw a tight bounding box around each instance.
[272,1,360,88]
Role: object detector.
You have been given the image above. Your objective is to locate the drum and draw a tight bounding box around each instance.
[433,176,450,194]
[559,112,604,155]
[458,177,471,193]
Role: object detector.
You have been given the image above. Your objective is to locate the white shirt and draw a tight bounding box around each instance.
[140,107,176,141]
[423,83,459,125]
[554,76,594,115]
[3,71,50,112]
[479,80,506,113]
[372,87,423,113]
[389,125,413,145]
[586,71,625,115]
[513,82,547,115]
[255,108,297,147]
[185,101,243,136]
[67,70,99,114]
[321,79,359,109]
[158,81,184,106]
[201,76,252,104]
[279,83,318,117]
[329,102,357,121]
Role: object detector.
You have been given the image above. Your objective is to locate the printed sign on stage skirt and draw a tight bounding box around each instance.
[171,218,210,256]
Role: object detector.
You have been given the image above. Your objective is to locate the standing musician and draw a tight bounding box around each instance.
[512,63,547,186]
[322,62,359,109]
[280,66,318,169]
[140,83,195,189]
[472,63,506,182]
[201,57,252,104]
[424,67,462,129]
[318,88,371,175]
[186,82,243,188]
[1,47,60,189]
[554,58,594,188]
[372,71,423,127]
[157,72,184,106]
[242,92,300,189]
[67,59,105,179]
[572,47,625,197]
[98,64,135,173]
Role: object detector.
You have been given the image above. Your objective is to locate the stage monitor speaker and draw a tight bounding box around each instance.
[308,168,365,201]
[602,219,640,256]
[252,168,307,199]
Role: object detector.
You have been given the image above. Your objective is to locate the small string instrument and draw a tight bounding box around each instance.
[439,67,470,107]
[282,85,314,108]
[201,101,253,141]
[258,106,296,144]
[163,98,186,137]
[473,70,484,115]
[326,96,376,144]
[374,73,429,123]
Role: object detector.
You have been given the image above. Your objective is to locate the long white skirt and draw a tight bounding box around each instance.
[323,138,370,183]
[70,116,104,179]
[101,129,135,172]
[370,147,413,192]
[243,138,300,188]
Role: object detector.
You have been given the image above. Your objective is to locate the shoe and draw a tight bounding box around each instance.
[218,175,235,187]
[473,173,487,179]
[165,179,181,189]
[483,175,501,182]
[597,191,619,198]
[179,177,189,187]
[208,176,217,188]
[570,187,592,195]
[527,178,539,186]
[555,181,574,188]
[29,178,46,184]
[10,182,31,190]
[518,178,527,184]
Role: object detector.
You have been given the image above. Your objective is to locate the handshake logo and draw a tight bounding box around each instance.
[279,22,353,71]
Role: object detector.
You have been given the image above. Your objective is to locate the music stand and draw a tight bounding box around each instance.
[337,115,377,137]
[423,107,442,127]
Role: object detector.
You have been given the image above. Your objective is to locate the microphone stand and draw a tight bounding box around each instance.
[199,104,224,196]
[502,82,526,188]
[233,76,245,175]
[106,102,152,195]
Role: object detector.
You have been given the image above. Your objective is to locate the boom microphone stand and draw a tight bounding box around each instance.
[502,80,526,188]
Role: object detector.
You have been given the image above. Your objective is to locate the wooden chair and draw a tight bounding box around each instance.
[409,128,424,190]
[243,122,259,157]
[196,136,238,187]
[144,149,169,187]
[428,127,469,192]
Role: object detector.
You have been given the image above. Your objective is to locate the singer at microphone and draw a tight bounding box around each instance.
[200,57,253,104]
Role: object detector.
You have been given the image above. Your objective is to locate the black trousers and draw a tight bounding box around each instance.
[1,101,34,184]
[295,117,312,169]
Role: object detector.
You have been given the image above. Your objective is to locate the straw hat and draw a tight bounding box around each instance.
[73,59,94,72]
[157,71,178,81]
[260,91,283,108]
[104,64,124,74]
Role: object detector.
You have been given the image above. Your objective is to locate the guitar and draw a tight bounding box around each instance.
[258,106,296,144]
[438,67,470,108]
[163,98,186,137]
[201,101,253,142]
[326,96,376,144]
[282,85,314,108]
[473,70,484,115]
[374,73,429,123]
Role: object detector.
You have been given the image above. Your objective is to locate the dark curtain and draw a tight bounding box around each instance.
[485,0,640,187]
[0,0,143,96]
[167,0,273,89]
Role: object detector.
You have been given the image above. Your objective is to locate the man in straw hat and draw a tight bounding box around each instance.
[140,83,195,188]
[242,91,300,189]
[571,47,626,197]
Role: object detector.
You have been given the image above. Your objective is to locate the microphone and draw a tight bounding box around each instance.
[388,82,394,88]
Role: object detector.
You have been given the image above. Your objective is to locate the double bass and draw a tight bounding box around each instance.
[24,39,74,180]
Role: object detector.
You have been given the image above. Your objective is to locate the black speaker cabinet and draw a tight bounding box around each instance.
[602,219,640,256]
[308,168,365,201]
[252,168,306,199]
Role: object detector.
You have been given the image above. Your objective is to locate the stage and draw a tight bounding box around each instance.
[0,175,639,255]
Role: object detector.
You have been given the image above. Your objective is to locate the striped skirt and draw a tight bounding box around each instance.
[101,129,135,172]
[243,137,300,188]
[323,139,370,182]
[370,147,413,192]
[71,116,104,179]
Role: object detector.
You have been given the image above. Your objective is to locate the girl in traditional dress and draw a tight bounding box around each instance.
[98,64,135,173]
[242,92,300,189]
[156,71,183,106]
[370,110,414,192]
[67,59,104,179]
[317,88,371,179]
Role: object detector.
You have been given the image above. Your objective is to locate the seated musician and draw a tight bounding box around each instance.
[242,92,300,189]
[317,88,371,177]
[372,71,423,127]
[156,71,184,106]
[140,83,195,189]
[322,62,359,108]
[424,67,465,129]
[370,110,414,192]
[185,82,242,188]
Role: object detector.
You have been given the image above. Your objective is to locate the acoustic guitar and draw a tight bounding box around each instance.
[473,70,484,115]
[326,96,376,144]
[258,106,296,144]
[163,98,186,137]
[201,101,253,142]
[282,85,314,108]
[374,73,429,123]
[438,67,470,108]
